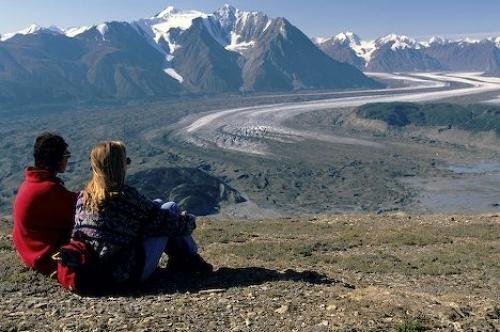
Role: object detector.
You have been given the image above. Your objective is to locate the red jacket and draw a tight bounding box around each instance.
[13,167,78,274]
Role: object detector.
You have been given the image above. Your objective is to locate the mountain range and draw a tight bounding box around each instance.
[313,32,500,73]
[0,5,380,106]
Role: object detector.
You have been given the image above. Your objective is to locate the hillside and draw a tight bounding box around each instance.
[1,213,499,331]
[357,102,500,136]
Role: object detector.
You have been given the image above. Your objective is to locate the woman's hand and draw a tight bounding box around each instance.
[180,211,196,234]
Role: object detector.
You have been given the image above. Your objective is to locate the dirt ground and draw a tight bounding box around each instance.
[1,213,499,331]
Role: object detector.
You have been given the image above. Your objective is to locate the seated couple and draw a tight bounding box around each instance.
[13,132,212,287]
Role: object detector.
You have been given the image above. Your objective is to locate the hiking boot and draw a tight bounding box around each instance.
[167,254,213,275]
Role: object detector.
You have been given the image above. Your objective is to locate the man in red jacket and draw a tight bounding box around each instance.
[13,133,78,275]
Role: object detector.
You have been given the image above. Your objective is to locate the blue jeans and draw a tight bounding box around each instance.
[141,200,198,281]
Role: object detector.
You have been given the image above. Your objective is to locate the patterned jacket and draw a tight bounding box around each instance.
[72,185,194,284]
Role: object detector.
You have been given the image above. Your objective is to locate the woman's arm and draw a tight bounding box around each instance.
[125,186,195,237]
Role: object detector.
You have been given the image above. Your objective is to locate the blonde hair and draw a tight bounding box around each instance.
[83,141,128,212]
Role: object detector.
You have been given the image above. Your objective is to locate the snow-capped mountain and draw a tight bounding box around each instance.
[374,34,420,50]
[214,4,273,53]
[314,32,500,73]
[420,36,451,47]
[368,34,444,72]
[313,32,374,69]
[0,5,379,105]
[0,24,63,41]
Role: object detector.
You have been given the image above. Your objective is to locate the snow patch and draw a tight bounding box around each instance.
[96,23,109,38]
[20,24,42,35]
[64,25,92,37]
[495,37,500,48]
[355,41,377,63]
[312,37,328,44]
[164,68,184,83]
[225,31,255,52]
[64,24,107,39]
[458,37,481,45]
[263,20,272,32]
[279,21,287,38]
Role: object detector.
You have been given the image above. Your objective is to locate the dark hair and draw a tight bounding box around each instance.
[33,132,68,172]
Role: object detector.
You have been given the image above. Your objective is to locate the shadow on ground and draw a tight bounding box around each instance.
[149,267,332,293]
[86,266,354,297]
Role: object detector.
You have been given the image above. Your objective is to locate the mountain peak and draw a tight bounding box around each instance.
[214,4,238,31]
[376,33,419,50]
[218,4,237,14]
[24,24,42,34]
[428,36,450,46]
[147,6,207,33]
[377,33,410,43]
[96,23,109,37]
[334,31,361,45]
[457,37,481,45]
[0,23,62,41]
[155,6,178,18]
[153,6,207,22]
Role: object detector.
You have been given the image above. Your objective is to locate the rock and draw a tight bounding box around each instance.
[128,167,246,215]
[33,303,48,309]
[326,305,337,311]
[198,288,226,294]
[275,305,289,314]
[486,306,500,319]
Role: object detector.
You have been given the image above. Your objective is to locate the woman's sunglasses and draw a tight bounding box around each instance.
[126,157,131,165]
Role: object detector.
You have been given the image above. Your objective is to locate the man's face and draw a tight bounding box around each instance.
[57,150,71,173]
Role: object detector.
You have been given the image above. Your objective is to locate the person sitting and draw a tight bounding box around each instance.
[71,140,212,286]
[13,133,78,275]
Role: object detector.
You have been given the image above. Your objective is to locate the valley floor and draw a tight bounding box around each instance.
[1,213,499,331]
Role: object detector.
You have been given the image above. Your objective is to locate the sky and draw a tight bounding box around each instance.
[1,0,500,40]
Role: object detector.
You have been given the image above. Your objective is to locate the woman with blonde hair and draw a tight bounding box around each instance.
[72,141,211,286]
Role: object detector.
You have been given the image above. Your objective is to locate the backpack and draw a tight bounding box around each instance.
[52,240,98,294]
[52,240,145,294]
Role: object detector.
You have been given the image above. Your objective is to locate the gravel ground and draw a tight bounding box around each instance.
[1,213,499,331]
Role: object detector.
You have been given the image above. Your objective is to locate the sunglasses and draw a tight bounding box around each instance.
[126,157,131,165]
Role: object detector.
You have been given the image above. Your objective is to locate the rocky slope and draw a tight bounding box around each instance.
[1,213,499,331]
